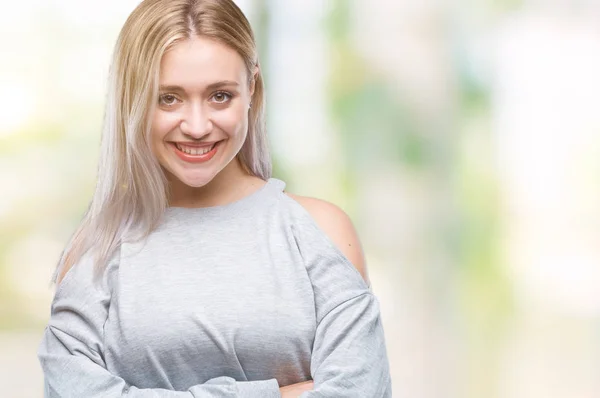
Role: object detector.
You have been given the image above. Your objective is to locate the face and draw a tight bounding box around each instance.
[151,35,254,189]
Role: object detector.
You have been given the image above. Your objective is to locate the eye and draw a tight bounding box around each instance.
[159,94,179,107]
[211,91,232,104]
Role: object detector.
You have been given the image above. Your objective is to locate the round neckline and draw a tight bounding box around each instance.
[164,178,282,218]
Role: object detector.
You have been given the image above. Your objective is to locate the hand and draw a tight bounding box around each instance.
[279,380,314,398]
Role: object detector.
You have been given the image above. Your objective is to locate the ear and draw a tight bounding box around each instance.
[249,66,259,97]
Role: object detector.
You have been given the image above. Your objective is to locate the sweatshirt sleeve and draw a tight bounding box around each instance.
[37,249,281,398]
[291,211,392,398]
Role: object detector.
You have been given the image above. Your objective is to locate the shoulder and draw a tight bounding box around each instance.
[284,192,370,285]
[54,245,121,295]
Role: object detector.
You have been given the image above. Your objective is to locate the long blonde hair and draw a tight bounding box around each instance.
[54,0,270,285]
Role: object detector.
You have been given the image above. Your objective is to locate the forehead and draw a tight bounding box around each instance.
[159,36,247,87]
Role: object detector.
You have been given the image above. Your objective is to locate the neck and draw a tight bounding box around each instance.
[167,157,266,208]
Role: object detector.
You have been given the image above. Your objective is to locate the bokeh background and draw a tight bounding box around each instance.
[1,0,599,396]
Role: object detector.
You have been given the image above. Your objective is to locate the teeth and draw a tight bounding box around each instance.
[176,143,215,155]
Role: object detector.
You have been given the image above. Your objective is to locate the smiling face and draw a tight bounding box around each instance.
[151,35,254,190]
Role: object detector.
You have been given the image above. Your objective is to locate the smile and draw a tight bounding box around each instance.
[170,141,221,163]
[175,142,216,155]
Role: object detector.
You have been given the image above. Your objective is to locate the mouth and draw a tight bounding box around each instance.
[169,141,221,163]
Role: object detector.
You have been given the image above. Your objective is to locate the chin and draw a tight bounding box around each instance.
[176,172,217,188]
[162,163,218,188]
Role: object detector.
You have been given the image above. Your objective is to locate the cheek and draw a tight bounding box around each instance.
[152,111,180,140]
[212,106,248,137]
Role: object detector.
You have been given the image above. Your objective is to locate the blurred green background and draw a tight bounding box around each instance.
[1,0,599,396]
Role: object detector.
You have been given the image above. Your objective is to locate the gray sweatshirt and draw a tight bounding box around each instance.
[37,178,392,397]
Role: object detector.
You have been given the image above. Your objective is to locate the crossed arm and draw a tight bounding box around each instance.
[38,195,390,397]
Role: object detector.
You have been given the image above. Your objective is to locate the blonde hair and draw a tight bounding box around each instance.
[53,0,270,285]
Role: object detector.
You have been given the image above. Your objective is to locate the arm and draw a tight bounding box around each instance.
[279,381,314,398]
[38,251,280,398]
[286,195,392,398]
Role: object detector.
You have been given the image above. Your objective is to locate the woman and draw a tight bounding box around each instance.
[37,0,392,397]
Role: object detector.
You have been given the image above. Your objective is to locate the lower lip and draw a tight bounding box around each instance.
[171,142,220,163]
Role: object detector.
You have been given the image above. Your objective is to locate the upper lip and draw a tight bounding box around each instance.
[171,141,219,148]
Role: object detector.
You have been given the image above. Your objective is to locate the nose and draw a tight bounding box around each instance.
[180,102,212,139]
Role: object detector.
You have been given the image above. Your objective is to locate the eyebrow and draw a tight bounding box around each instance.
[159,80,240,92]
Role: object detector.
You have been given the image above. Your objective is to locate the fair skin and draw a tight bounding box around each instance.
[152,35,264,207]
[285,193,370,285]
[151,35,369,397]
